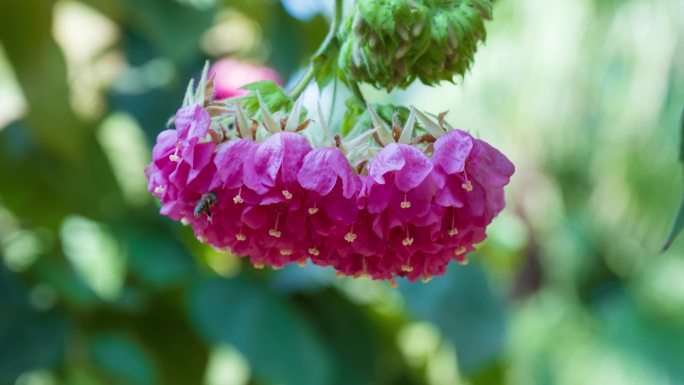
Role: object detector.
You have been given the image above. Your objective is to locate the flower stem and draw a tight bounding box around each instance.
[287,0,343,99]
[349,80,366,105]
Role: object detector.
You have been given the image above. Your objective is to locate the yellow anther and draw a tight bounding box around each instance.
[389,279,398,288]
[169,154,180,162]
[308,247,320,256]
[269,212,282,237]
[462,181,473,192]
[448,228,459,237]
[308,207,319,215]
[335,271,346,278]
[233,195,244,204]
[297,259,307,267]
[400,192,412,209]
[457,257,470,265]
[401,264,414,272]
[280,249,292,256]
[282,190,293,200]
[402,237,414,246]
[344,232,357,243]
[454,246,467,255]
[154,185,165,194]
[235,233,246,241]
[254,263,265,269]
[421,275,433,283]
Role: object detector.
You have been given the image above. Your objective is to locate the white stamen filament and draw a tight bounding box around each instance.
[344,225,357,243]
[400,192,412,209]
[233,187,244,204]
[269,212,282,238]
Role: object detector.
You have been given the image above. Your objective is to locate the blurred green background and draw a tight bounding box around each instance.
[1,0,683,384]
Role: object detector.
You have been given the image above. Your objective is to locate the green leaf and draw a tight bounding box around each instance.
[0,266,68,383]
[90,333,157,385]
[190,276,333,385]
[123,228,195,289]
[400,261,506,375]
[662,106,684,251]
[239,81,294,117]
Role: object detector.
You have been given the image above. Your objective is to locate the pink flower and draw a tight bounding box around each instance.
[209,59,282,100]
[145,95,516,283]
[431,129,514,264]
[145,104,216,222]
[240,132,313,267]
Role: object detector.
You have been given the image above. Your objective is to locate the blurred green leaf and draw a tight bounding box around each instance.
[123,227,195,289]
[90,333,157,385]
[0,266,68,384]
[190,276,333,385]
[400,261,506,375]
[0,0,86,161]
[662,107,684,251]
[300,290,378,385]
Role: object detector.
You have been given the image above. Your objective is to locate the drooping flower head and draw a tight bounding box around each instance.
[145,69,515,283]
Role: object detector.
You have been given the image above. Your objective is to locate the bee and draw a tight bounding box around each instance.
[194,192,217,222]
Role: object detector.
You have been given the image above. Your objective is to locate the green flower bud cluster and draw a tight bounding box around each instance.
[338,0,492,90]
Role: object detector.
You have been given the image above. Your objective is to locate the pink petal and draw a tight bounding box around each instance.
[433,130,474,175]
[175,104,211,141]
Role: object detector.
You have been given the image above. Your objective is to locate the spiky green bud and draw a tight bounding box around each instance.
[338,0,493,90]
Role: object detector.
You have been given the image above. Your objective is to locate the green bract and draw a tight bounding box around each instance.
[338,0,492,90]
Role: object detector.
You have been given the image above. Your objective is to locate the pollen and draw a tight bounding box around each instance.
[400,192,412,209]
[235,233,246,241]
[169,144,181,162]
[269,212,282,237]
[308,206,319,215]
[344,232,357,243]
[282,190,293,200]
[280,249,292,256]
[308,247,320,256]
[233,187,244,204]
[462,181,473,192]
[454,246,467,255]
[345,225,357,243]
[402,237,414,246]
[448,228,459,237]
[154,185,166,194]
[401,264,414,272]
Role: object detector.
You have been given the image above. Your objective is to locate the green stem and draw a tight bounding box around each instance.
[287,0,343,99]
[349,81,366,105]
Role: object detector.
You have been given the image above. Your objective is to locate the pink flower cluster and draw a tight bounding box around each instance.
[145,104,514,282]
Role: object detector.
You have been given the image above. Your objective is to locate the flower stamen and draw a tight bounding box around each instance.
[344,224,357,243]
[402,227,414,246]
[308,247,320,256]
[462,172,473,192]
[233,187,244,204]
[269,212,282,238]
[308,202,319,215]
[282,190,293,200]
[400,192,412,209]
[169,143,181,162]
[154,185,166,194]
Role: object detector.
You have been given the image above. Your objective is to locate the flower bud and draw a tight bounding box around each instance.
[338,0,493,90]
